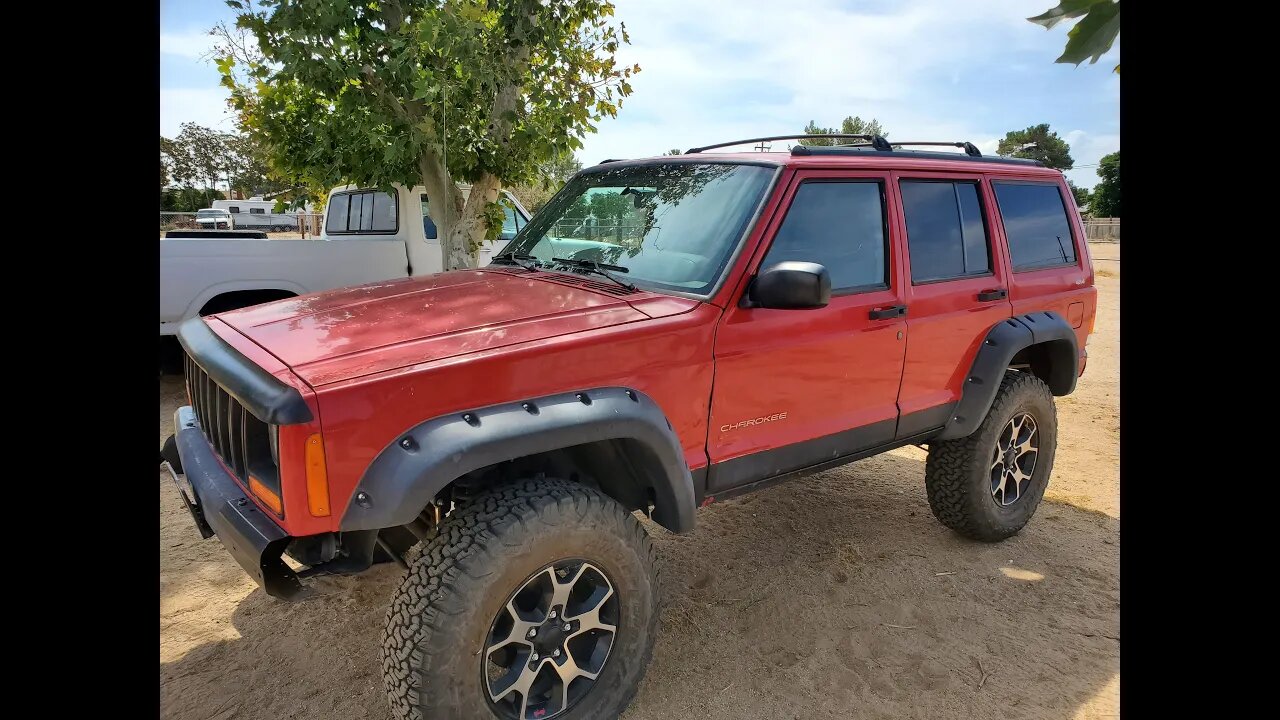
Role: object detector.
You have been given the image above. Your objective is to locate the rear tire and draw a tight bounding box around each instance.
[382,477,660,720]
[925,370,1058,542]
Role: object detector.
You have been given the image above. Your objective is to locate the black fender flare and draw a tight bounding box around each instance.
[338,387,697,534]
[936,311,1078,441]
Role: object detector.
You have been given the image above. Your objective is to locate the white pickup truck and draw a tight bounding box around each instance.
[159,183,531,336]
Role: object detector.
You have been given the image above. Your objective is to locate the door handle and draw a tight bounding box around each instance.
[977,288,1008,301]
[869,304,907,320]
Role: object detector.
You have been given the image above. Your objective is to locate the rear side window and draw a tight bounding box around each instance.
[761,180,888,291]
[992,182,1077,270]
[420,194,438,239]
[326,190,399,234]
[900,181,991,282]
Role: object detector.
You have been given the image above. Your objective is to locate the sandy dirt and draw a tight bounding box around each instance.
[160,242,1119,719]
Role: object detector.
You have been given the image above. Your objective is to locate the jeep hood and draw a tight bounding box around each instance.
[215,268,694,386]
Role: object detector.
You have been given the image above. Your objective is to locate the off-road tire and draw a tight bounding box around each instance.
[925,370,1058,542]
[382,477,660,720]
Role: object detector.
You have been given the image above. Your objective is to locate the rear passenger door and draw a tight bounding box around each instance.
[893,173,1012,438]
[988,180,1095,334]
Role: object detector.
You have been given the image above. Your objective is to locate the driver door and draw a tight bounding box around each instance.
[706,170,908,493]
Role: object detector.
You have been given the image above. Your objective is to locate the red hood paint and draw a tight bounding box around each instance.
[215,268,698,386]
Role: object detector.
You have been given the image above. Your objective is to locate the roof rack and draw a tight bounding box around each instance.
[889,141,983,157]
[597,158,626,164]
[685,134,893,154]
[790,144,1043,166]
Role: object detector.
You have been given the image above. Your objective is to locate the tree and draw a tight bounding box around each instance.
[216,0,638,270]
[799,116,888,146]
[996,124,1074,170]
[1028,0,1119,74]
[1067,179,1090,214]
[663,148,682,155]
[509,151,583,213]
[1090,151,1120,217]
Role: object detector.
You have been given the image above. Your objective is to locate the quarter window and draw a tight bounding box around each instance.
[326,190,399,234]
[420,194,438,239]
[992,182,1077,270]
[900,180,991,283]
[761,180,888,291]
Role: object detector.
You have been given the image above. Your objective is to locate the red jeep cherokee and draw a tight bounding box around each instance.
[161,134,1095,720]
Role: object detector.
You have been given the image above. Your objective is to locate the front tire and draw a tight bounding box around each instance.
[924,370,1058,542]
[382,477,660,720]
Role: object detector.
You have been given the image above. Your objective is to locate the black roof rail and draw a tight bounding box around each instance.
[685,134,893,154]
[789,145,1043,166]
[598,158,626,164]
[889,141,983,157]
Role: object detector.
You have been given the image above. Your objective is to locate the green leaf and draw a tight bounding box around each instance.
[1027,0,1106,30]
[1056,1,1120,66]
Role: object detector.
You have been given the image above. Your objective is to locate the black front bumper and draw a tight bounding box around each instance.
[165,406,306,599]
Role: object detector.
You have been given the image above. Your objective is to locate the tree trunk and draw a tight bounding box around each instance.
[446,173,502,270]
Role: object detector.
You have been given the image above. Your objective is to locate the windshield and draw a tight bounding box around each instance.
[502,162,775,294]
[196,209,227,217]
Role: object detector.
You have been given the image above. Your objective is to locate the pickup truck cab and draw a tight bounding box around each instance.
[194,208,232,229]
[162,134,1095,720]
[158,184,531,336]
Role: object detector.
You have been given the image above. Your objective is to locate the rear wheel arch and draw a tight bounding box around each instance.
[341,387,697,537]
[937,311,1078,441]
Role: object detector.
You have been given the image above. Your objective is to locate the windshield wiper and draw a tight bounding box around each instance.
[491,252,540,271]
[550,257,637,291]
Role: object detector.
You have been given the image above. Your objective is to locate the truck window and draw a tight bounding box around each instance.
[761,180,888,292]
[992,182,1077,270]
[421,194,438,239]
[326,195,350,234]
[327,190,399,235]
[900,180,991,283]
[228,206,240,214]
[501,203,523,240]
[250,208,266,214]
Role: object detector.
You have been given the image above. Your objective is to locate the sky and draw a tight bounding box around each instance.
[160,0,1119,189]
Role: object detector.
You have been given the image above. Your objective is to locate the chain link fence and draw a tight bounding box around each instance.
[160,212,326,239]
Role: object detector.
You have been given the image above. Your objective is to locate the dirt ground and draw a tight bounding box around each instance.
[159,242,1119,719]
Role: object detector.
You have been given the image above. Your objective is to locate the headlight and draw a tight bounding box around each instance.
[269,424,280,467]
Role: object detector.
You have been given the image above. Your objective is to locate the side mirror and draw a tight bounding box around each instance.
[748,261,831,309]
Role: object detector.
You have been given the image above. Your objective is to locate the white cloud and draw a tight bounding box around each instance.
[1063,131,1120,189]
[160,31,216,60]
[160,88,235,137]
[579,0,1118,166]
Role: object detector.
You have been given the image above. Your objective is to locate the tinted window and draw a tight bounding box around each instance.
[993,182,1077,270]
[348,193,364,231]
[327,191,398,234]
[250,208,266,214]
[325,195,349,234]
[901,181,991,282]
[228,206,240,213]
[761,181,887,291]
[372,192,397,232]
[420,194,437,239]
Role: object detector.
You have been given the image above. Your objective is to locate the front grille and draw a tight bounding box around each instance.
[184,352,281,502]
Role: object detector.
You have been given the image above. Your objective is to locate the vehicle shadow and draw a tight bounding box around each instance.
[160,450,1118,720]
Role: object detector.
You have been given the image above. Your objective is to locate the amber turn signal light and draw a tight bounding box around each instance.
[305,433,331,517]
[249,476,283,516]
